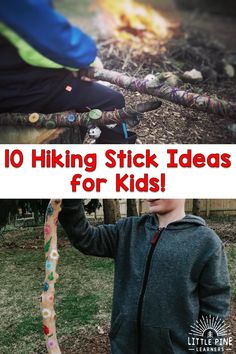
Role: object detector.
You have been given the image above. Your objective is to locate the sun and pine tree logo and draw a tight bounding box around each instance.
[187,315,233,352]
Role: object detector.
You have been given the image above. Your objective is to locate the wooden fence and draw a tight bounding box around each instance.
[90,199,236,218]
[185,199,236,217]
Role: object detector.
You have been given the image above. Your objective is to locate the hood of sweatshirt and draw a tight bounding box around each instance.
[145,213,206,231]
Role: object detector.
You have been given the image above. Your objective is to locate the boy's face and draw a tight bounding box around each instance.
[146,199,185,215]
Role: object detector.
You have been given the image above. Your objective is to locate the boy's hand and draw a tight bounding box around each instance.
[81,57,103,82]
[91,56,104,69]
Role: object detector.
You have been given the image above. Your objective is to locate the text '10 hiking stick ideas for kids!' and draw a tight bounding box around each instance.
[1,146,232,195]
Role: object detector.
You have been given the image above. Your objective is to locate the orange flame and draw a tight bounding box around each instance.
[97,0,170,43]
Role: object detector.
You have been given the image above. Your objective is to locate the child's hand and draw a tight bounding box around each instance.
[91,56,104,69]
[81,57,103,82]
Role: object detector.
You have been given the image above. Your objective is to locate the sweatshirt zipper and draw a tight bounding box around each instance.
[137,227,164,353]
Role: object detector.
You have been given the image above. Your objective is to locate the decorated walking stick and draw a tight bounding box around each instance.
[0,100,162,128]
[41,199,62,354]
[80,67,236,119]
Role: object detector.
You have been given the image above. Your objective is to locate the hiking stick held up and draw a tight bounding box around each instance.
[41,200,62,354]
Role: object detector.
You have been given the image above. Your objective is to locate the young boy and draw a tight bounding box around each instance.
[0,0,134,143]
[59,199,231,354]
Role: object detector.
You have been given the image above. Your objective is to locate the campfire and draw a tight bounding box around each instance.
[96,0,173,52]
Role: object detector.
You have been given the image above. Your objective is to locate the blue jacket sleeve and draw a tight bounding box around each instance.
[0,0,97,68]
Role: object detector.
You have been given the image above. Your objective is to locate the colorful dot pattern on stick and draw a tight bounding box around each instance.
[44,223,51,237]
[50,250,59,260]
[67,113,76,123]
[46,204,54,216]
[46,260,54,271]
[45,120,56,129]
[48,272,54,281]
[29,113,40,123]
[43,325,50,336]
[44,237,52,253]
[48,294,54,302]
[42,308,51,319]
[48,339,56,349]
[41,200,62,354]
[89,109,102,120]
[43,282,49,292]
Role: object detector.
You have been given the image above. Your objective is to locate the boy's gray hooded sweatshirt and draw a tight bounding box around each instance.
[59,200,231,354]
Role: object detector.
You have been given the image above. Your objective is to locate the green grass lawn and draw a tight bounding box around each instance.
[226,244,236,298]
[0,240,235,354]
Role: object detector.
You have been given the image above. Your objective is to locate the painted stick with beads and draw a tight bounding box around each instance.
[41,199,62,354]
[80,67,236,119]
[0,101,162,128]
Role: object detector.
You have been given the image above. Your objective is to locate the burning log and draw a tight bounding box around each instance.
[80,67,236,119]
[96,0,172,49]
[0,101,162,128]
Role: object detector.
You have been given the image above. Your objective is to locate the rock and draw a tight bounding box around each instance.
[224,64,235,78]
[227,124,236,138]
[144,74,156,83]
[182,69,203,83]
[145,72,181,88]
[215,59,235,78]
[97,326,105,335]
[136,138,143,144]
[145,74,159,88]
[158,72,181,87]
